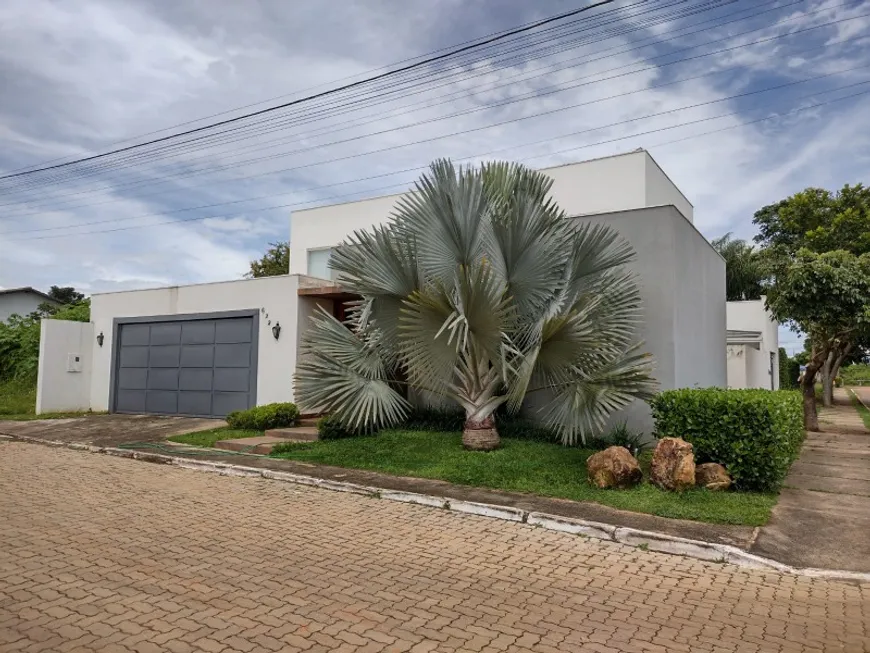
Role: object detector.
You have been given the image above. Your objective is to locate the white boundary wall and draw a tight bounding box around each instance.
[36,319,94,414]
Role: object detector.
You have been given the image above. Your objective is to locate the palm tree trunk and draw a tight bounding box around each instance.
[462,414,500,451]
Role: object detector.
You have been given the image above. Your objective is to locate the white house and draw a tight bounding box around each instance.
[35,149,726,434]
[0,287,61,323]
[726,299,780,390]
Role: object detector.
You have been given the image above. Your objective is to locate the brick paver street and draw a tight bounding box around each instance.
[1,442,868,653]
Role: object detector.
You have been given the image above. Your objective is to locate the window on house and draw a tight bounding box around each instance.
[307,248,334,280]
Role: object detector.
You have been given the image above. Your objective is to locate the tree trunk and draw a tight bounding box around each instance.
[820,350,836,407]
[462,415,500,451]
[801,364,820,432]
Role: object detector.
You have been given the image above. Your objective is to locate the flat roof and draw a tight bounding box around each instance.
[291,148,691,216]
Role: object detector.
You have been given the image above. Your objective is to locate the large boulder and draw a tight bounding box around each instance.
[650,437,696,492]
[587,446,642,489]
[695,463,732,491]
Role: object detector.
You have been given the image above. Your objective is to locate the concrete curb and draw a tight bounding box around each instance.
[7,434,870,585]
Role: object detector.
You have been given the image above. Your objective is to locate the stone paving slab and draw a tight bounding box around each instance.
[2,442,868,653]
[0,414,224,446]
[752,389,870,573]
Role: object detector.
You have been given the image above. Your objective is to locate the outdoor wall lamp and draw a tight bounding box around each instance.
[271,322,281,341]
[96,332,104,347]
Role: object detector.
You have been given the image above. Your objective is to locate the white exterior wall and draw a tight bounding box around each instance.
[672,215,727,388]
[726,299,780,390]
[89,275,302,411]
[290,150,693,276]
[36,319,94,414]
[0,292,59,323]
[644,155,694,223]
[726,345,749,390]
[526,205,723,436]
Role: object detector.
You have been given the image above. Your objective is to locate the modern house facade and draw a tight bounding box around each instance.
[726,299,780,390]
[35,150,727,434]
[0,287,61,323]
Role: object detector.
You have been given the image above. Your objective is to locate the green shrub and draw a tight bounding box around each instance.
[317,415,363,440]
[400,407,560,442]
[778,348,800,390]
[402,407,464,432]
[226,402,299,430]
[650,388,804,492]
[841,363,870,386]
[587,422,649,456]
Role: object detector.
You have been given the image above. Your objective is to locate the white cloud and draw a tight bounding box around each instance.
[0,0,867,306]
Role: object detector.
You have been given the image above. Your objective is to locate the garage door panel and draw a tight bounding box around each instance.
[215,318,253,344]
[215,343,251,368]
[117,368,147,390]
[182,320,215,344]
[179,368,212,391]
[178,392,212,416]
[147,368,179,391]
[116,389,146,413]
[146,390,178,414]
[115,315,255,418]
[213,368,250,392]
[149,345,180,368]
[180,344,214,367]
[213,392,250,416]
[120,324,149,346]
[120,346,149,368]
[150,323,181,345]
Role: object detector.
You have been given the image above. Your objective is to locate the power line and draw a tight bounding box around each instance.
[2,0,845,214]
[12,86,868,242]
[6,78,866,241]
[2,36,857,235]
[0,0,623,180]
[0,0,705,195]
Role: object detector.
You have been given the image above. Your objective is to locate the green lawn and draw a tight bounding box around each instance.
[168,427,262,448]
[849,390,870,430]
[269,430,777,526]
[0,380,99,420]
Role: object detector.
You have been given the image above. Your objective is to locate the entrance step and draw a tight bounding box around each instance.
[214,436,294,455]
[265,426,319,442]
[296,417,321,428]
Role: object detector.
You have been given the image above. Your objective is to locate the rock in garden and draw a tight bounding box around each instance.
[587,446,643,489]
[695,462,731,491]
[650,437,696,492]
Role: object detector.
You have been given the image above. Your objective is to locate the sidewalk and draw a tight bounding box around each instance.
[751,388,870,572]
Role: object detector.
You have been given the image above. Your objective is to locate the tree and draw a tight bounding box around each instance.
[711,233,764,301]
[753,184,870,257]
[765,250,870,429]
[754,184,870,407]
[294,160,657,450]
[48,286,85,305]
[246,242,289,278]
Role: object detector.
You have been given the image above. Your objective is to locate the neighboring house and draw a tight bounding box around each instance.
[0,287,61,323]
[726,299,780,390]
[35,150,726,434]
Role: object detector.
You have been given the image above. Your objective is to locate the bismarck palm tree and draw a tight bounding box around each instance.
[295,160,657,450]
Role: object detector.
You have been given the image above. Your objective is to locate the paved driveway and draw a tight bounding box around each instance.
[2,442,868,653]
[0,414,223,447]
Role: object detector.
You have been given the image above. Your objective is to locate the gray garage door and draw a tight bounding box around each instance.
[113,316,256,417]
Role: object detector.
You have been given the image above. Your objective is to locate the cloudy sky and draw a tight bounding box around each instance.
[1,0,868,352]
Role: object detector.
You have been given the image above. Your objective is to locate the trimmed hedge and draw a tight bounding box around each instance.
[226,402,299,430]
[650,388,804,492]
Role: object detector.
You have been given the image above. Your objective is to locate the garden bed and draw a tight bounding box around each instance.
[268,429,776,526]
